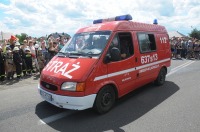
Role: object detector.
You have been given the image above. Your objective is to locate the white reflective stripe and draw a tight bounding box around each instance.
[94,75,108,81]
[94,58,170,81]
[136,58,170,70]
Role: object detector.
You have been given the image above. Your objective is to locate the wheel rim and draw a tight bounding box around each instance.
[101,92,112,106]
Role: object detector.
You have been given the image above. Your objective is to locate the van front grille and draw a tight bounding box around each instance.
[41,81,58,91]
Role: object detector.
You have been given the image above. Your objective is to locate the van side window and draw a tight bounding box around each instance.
[118,32,134,59]
[108,32,134,61]
[138,33,156,53]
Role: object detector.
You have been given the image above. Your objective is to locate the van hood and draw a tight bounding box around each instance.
[41,56,97,85]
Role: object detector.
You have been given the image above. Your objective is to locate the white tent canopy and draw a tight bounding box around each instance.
[168,31,187,38]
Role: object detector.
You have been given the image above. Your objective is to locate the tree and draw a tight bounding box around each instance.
[189,28,200,39]
[15,33,28,44]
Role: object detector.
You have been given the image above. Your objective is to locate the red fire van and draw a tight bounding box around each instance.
[38,14,171,114]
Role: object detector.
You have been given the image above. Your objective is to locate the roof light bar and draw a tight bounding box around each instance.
[93,14,132,24]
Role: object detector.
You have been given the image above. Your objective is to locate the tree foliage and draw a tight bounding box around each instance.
[189,28,200,39]
[15,33,28,44]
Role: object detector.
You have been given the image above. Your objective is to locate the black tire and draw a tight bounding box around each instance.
[154,68,166,86]
[94,86,116,114]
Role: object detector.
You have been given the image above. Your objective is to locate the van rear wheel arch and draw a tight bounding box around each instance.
[154,66,167,86]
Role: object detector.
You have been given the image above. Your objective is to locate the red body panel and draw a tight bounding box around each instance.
[40,20,171,99]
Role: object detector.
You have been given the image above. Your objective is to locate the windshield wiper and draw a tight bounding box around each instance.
[57,51,69,57]
[70,52,92,58]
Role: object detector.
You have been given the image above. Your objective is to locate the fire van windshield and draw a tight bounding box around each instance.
[59,31,111,58]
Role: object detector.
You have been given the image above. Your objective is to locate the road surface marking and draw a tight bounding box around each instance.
[167,60,195,77]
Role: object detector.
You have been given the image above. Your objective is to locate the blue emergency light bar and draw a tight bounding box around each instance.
[93,14,132,24]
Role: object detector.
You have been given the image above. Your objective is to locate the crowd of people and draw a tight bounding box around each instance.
[170,37,200,60]
[0,35,70,82]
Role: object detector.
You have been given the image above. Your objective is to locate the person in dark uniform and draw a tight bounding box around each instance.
[0,46,6,82]
[24,48,33,75]
[13,47,23,80]
[15,42,27,76]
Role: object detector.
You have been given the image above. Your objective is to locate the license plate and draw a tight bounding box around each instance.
[40,90,52,101]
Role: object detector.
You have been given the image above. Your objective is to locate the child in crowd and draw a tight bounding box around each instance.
[24,48,33,75]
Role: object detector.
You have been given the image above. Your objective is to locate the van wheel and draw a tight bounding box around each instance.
[154,68,166,86]
[94,86,115,114]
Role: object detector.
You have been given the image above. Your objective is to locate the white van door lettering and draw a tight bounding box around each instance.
[46,61,58,71]
[55,63,69,75]
[141,54,158,64]
[160,37,167,43]
[50,62,63,72]
[63,63,80,79]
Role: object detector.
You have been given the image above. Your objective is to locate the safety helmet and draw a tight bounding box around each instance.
[13,47,19,51]
[7,50,12,53]
[34,44,39,48]
[15,42,20,46]
[25,48,30,51]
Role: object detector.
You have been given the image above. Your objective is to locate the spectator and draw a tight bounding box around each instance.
[37,48,45,73]
[24,48,33,75]
[58,39,65,51]
[181,39,187,59]
[13,47,22,80]
[46,41,58,63]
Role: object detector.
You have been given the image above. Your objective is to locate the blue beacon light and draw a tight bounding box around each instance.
[153,19,158,25]
[93,14,132,24]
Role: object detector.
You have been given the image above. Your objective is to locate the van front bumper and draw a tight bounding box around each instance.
[38,86,96,110]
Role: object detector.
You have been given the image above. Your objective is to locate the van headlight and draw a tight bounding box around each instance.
[61,82,77,91]
[61,82,85,92]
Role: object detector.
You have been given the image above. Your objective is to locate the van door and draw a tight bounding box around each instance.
[135,32,159,85]
[106,32,137,96]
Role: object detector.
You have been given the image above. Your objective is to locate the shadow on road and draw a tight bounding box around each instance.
[35,81,179,132]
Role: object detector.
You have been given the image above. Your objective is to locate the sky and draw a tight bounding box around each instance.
[0,0,200,38]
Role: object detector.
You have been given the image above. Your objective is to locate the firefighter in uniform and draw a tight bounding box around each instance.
[0,46,6,82]
[24,48,33,75]
[13,47,22,80]
[15,42,27,76]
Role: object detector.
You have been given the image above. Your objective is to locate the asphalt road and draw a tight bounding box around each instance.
[0,59,200,132]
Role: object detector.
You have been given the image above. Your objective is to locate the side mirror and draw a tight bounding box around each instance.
[104,47,121,64]
[110,47,121,61]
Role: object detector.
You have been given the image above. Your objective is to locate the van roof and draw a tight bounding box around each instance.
[76,21,167,33]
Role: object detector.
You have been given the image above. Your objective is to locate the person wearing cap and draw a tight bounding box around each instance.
[0,46,6,82]
[24,48,33,75]
[5,50,15,80]
[13,47,23,80]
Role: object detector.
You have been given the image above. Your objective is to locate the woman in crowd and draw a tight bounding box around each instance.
[46,41,58,64]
